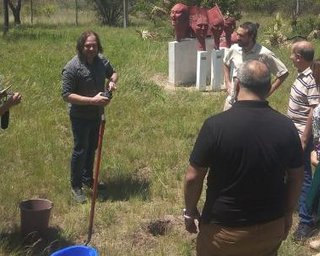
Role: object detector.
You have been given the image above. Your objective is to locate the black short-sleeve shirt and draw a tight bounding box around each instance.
[190,100,303,227]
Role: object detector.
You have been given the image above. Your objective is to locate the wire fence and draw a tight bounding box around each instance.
[1,0,96,26]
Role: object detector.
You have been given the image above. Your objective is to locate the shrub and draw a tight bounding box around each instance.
[90,0,123,26]
[290,15,320,38]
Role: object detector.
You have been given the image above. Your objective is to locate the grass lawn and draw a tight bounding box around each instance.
[0,11,318,256]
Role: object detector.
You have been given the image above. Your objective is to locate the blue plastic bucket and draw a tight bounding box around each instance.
[50,245,98,256]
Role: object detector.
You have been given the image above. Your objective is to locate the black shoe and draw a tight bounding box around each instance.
[293,223,318,242]
[71,187,87,204]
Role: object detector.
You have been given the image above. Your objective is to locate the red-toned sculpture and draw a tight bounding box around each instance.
[189,6,209,51]
[170,3,190,42]
[220,16,237,48]
[207,5,224,49]
[170,3,235,51]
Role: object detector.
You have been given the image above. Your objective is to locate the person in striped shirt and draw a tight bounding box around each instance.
[287,40,320,241]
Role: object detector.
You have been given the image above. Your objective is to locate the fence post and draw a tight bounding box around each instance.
[75,0,78,26]
[123,0,128,28]
[30,0,33,25]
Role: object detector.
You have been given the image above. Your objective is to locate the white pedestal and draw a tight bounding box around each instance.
[211,49,225,91]
[168,39,196,85]
[168,38,213,86]
[196,51,209,91]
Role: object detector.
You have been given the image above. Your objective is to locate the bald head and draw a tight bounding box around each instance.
[292,40,314,62]
[237,60,271,99]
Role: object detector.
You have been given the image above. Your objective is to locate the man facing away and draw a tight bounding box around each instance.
[223,21,288,110]
[287,40,320,241]
[184,60,304,256]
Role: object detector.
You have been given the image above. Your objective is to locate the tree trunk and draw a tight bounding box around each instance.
[296,0,300,16]
[8,0,22,25]
[3,0,9,34]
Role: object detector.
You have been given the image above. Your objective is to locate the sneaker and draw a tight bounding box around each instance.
[293,223,318,242]
[82,179,94,190]
[71,187,87,204]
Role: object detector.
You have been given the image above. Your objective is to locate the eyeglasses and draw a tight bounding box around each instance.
[84,44,97,49]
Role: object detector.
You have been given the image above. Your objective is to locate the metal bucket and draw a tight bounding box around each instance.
[19,198,53,236]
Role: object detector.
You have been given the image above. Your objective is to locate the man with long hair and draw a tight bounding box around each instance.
[62,31,118,203]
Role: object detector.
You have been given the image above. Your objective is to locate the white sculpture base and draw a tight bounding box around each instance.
[211,48,225,91]
[168,39,229,91]
[196,51,210,91]
[168,38,212,86]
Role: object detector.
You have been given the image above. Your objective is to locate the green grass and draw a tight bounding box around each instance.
[0,12,316,256]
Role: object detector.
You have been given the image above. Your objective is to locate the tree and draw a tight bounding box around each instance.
[92,0,123,26]
[8,0,22,25]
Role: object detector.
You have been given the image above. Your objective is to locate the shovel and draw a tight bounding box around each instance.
[85,113,106,245]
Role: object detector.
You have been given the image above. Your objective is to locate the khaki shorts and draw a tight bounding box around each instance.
[196,217,285,256]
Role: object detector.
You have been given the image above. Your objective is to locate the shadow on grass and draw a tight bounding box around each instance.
[0,225,74,256]
[103,173,151,202]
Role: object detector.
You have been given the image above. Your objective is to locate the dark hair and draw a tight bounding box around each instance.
[239,22,259,43]
[237,60,271,98]
[311,59,320,85]
[295,45,314,62]
[76,30,103,59]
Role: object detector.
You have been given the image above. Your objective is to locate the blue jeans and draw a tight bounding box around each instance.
[299,139,314,225]
[70,117,100,189]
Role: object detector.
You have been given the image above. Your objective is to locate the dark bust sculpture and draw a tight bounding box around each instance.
[170,3,190,42]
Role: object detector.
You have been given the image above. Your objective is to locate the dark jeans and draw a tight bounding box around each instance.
[70,116,100,189]
[298,139,314,225]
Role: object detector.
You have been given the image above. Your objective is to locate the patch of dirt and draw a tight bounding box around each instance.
[129,215,182,248]
[130,225,157,248]
[133,166,152,183]
[145,215,181,236]
[147,219,172,236]
[151,73,223,95]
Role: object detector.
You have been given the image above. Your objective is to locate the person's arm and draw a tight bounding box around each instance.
[107,72,118,91]
[62,65,110,106]
[301,105,316,150]
[64,93,110,106]
[223,64,232,95]
[268,72,288,96]
[283,165,304,239]
[0,92,22,116]
[184,164,207,234]
[311,150,319,167]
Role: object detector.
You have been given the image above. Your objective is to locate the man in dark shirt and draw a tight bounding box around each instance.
[62,30,118,203]
[184,60,303,256]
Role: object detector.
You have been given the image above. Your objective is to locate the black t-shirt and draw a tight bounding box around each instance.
[190,100,303,227]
